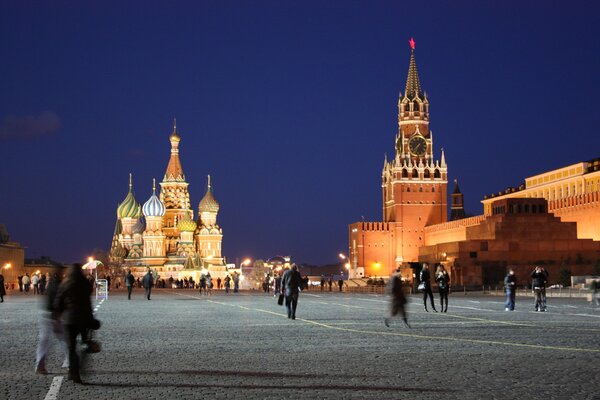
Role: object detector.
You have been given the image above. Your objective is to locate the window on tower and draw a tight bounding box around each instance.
[412,169,418,178]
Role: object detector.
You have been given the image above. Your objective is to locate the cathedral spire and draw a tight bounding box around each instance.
[404,38,423,100]
[164,121,185,182]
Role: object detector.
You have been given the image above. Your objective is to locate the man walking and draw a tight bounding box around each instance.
[385,268,409,328]
[142,269,154,300]
[125,270,135,300]
[281,264,303,320]
[420,263,437,312]
[531,266,546,312]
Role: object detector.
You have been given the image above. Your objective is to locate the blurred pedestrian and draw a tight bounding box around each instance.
[55,263,99,383]
[32,273,40,294]
[224,275,231,294]
[35,270,69,374]
[419,263,437,312]
[23,273,31,293]
[338,277,344,292]
[385,268,409,328]
[142,269,154,300]
[0,274,5,302]
[504,269,516,311]
[217,277,222,290]
[281,265,303,319]
[125,270,135,300]
[39,273,47,295]
[18,274,23,292]
[320,275,325,292]
[435,265,450,313]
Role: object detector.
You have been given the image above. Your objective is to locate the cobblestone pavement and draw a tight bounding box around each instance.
[2,288,599,400]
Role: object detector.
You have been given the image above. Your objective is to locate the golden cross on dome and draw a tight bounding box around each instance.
[409,37,416,50]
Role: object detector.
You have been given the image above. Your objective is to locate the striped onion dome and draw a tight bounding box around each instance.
[142,179,166,217]
[177,215,197,232]
[117,174,142,219]
[199,175,220,213]
[132,216,146,234]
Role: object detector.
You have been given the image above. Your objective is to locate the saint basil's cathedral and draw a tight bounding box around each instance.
[109,122,227,280]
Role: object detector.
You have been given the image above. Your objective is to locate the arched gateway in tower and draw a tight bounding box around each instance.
[348,39,448,279]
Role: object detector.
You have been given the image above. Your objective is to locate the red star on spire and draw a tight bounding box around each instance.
[409,37,416,50]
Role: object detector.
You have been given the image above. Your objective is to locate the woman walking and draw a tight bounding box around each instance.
[435,265,450,313]
[419,264,437,312]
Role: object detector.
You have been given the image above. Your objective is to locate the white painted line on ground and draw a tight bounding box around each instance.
[44,376,63,400]
[467,300,481,304]
[303,294,322,298]
[573,313,600,318]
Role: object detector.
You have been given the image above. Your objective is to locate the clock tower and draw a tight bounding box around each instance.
[381,38,448,264]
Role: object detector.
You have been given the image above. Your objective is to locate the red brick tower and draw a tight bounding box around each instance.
[350,39,448,278]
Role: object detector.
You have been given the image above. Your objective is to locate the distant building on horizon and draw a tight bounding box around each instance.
[109,122,228,281]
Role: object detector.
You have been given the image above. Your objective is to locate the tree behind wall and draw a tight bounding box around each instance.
[558,264,572,287]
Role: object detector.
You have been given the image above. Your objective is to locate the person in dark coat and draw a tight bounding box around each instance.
[504,269,517,311]
[0,274,6,302]
[125,270,135,300]
[385,268,409,328]
[55,263,97,383]
[419,263,437,312]
[281,264,303,319]
[435,265,450,313]
[142,269,154,300]
[531,266,546,312]
[338,277,344,292]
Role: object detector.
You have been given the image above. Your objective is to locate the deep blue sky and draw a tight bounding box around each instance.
[2,1,600,265]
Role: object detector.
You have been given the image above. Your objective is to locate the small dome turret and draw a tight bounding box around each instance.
[199,175,220,213]
[117,174,142,219]
[142,179,166,217]
[177,215,197,232]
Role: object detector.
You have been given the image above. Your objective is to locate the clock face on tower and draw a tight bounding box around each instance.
[409,136,427,156]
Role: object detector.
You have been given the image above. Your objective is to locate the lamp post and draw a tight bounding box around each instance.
[3,263,12,290]
[339,253,351,279]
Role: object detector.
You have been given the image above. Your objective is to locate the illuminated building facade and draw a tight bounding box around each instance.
[109,122,227,280]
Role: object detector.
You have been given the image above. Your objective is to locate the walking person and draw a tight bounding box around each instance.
[281,264,303,319]
[419,263,437,312]
[39,273,47,295]
[531,266,546,312]
[142,269,154,300]
[504,269,516,311]
[435,265,450,312]
[338,277,344,292]
[384,268,410,328]
[35,270,69,374]
[0,274,5,302]
[224,275,231,294]
[125,270,135,300]
[55,263,100,384]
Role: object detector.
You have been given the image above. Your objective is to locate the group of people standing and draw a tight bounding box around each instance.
[418,263,450,313]
[504,266,550,312]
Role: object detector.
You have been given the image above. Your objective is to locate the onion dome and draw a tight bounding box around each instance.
[132,216,146,234]
[177,215,197,232]
[169,118,180,143]
[117,174,142,219]
[142,178,166,217]
[199,175,220,213]
[110,243,127,259]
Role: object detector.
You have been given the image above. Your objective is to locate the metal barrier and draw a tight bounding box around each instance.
[96,279,108,300]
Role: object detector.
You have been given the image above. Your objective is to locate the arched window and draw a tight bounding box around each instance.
[424,169,431,178]
[434,169,441,178]
[402,169,408,178]
[412,169,418,178]
[414,102,420,112]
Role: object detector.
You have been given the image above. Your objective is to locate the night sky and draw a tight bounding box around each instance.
[2,1,600,265]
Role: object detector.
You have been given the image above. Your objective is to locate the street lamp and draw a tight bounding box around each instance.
[339,253,351,279]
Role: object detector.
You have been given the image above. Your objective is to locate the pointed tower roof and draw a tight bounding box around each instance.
[404,38,423,99]
[164,119,185,182]
[453,179,462,194]
[117,173,142,219]
[199,175,220,213]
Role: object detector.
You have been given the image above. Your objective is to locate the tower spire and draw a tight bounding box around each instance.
[207,174,211,189]
[404,37,422,99]
[129,172,133,191]
[173,118,177,134]
[152,178,156,193]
